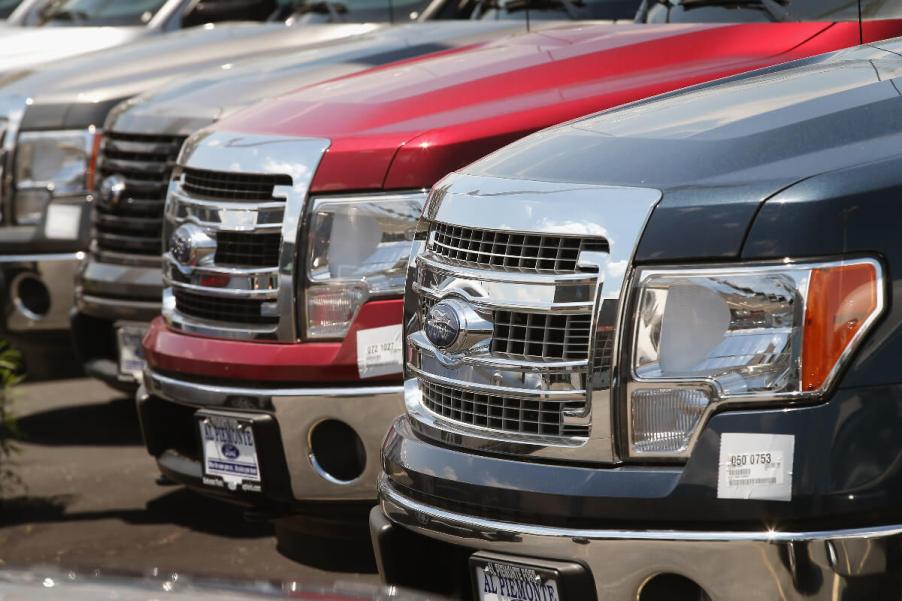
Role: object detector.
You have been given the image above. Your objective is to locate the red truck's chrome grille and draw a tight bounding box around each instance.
[172,289,277,326]
[429,222,608,273]
[94,132,185,258]
[214,232,282,266]
[181,168,291,201]
[420,379,588,438]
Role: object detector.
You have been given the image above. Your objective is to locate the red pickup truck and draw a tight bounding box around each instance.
[138,4,902,518]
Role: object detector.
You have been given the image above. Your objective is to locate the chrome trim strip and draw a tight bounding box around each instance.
[78,293,159,312]
[162,131,330,341]
[0,252,85,263]
[147,369,403,406]
[380,476,902,543]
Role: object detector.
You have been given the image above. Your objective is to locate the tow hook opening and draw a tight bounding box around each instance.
[308,419,366,484]
[638,574,711,601]
[11,272,52,321]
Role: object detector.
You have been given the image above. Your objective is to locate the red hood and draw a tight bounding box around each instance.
[216,21,862,192]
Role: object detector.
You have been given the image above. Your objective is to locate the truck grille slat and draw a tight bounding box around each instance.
[429,222,608,273]
[420,379,588,437]
[94,132,186,258]
[214,232,282,267]
[172,289,278,326]
[492,310,592,361]
[181,168,291,201]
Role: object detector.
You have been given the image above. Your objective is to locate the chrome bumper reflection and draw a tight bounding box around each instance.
[379,476,902,601]
[145,369,403,501]
[76,259,162,322]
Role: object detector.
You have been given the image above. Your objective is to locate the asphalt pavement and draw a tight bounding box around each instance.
[0,377,381,585]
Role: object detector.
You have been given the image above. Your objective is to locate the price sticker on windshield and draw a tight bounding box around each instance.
[357,324,403,379]
[717,433,794,502]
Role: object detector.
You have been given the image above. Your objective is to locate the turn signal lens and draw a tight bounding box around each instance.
[802,263,879,392]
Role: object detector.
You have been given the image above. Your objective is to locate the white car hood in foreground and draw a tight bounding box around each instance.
[0,25,146,73]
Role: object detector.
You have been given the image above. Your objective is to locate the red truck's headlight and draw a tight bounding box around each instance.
[304,190,427,339]
[625,258,884,458]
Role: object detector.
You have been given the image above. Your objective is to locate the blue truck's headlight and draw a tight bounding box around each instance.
[626,258,883,458]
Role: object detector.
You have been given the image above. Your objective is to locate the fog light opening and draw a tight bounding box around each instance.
[308,419,366,484]
[11,273,52,321]
[638,574,711,601]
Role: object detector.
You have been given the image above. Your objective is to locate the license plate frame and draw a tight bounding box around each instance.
[471,553,563,601]
[196,412,262,493]
[115,321,148,383]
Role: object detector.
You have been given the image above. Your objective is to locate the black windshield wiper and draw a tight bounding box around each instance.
[292,0,348,20]
[41,8,90,24]
[681,0,792,22]
[491,0,585,18]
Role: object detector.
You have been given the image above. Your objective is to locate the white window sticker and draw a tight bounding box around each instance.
[44,204,81,240]
[356,324,403,379]
[717,433,794,502]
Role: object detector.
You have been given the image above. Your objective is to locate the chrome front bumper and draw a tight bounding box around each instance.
[75,259,162,323]
[144,369,404,502]
[0,252,83,332]
[378,476,902,601]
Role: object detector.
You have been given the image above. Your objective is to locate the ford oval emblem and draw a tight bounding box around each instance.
[221,443,240,460]
[424,301,461,349]
[100,174,127,207]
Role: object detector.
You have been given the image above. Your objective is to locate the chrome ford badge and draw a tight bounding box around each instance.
[169,223,216,267]
[99,174,127,207]
[424,301,461,350]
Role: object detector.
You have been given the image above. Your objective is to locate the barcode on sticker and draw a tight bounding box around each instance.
[717,433,794,502]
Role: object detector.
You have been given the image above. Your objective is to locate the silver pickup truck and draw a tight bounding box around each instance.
[0,0,304,73]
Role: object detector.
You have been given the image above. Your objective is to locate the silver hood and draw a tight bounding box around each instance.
[110,20,532,136]
[0,21,382,114]
[0,25,146,73]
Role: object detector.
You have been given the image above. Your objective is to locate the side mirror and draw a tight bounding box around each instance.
[181,0,278,28]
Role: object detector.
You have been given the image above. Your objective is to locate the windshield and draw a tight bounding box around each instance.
[472,0,638,20]
[0,0,24,18]
[639,0,902,23]
[38,0,168,26]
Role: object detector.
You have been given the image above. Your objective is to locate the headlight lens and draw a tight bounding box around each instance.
[305,191,426,338]
[14,129,98,225]
[627,259,883,458]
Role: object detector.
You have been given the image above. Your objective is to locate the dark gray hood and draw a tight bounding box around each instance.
[108,21,530,136]
[464,42,902,260]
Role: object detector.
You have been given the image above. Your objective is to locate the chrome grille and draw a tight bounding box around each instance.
[420,295,593,362]
[161,133,331,343]
[429,222,608,273]
[173,289,277,325]
[94,132,185,257]
[492,311,591,361]
[420,379,588,437]
[214,232,281,266]
[182,168,291,201]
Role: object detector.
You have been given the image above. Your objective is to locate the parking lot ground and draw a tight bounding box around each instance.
[0,377,381,585]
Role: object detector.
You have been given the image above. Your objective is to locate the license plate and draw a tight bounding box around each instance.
[116,323,148,382]
[474,557,561,601]
[197,414,262,493]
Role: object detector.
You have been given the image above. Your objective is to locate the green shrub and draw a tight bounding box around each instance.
[0,340,23,496]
